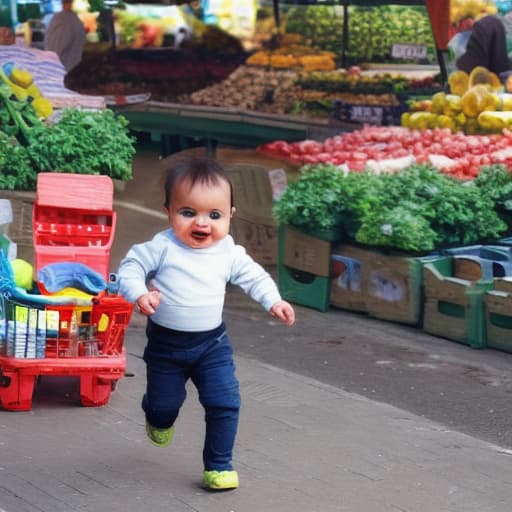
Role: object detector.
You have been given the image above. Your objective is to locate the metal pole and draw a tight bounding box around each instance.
[342,2,348,68]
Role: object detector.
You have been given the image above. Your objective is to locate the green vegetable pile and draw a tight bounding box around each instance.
[0,85,136,190]
[284,5,435,64]
[273,164,510,253]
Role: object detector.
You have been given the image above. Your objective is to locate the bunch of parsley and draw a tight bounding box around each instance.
[0,132,36,190]
[27,108,136,181]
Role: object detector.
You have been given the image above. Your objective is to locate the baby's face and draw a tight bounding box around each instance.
[166,178,233,249]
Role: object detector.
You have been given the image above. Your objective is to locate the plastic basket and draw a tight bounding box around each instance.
[0,252,134,410]
[0,289,132,360]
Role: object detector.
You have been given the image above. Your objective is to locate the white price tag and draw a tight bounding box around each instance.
[350,105,384,124]
[392,43,427,60]
[268,168,288,201]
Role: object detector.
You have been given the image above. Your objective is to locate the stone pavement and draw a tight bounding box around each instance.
[1,144,512,511]
[1,322,511,512]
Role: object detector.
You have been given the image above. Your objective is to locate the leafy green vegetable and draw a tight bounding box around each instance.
[274,163,508,253]
[474,164,512,212]
[356,204,438,253]
[0,132,35,190]
[26,108,136,181]
[273,164,347,232]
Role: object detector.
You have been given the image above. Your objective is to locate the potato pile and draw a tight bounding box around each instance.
[187,65,301,114]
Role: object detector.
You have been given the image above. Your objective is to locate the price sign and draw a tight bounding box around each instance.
[350,105,384,124]
[392,43,428,60]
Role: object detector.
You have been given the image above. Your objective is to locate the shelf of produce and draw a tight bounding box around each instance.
[114,101,356,154]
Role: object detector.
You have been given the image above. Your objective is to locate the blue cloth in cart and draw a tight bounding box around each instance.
[38,262,106,294]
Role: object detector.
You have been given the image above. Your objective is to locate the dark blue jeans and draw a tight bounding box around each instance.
[142,320,240,471]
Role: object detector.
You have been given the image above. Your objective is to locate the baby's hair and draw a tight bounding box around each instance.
[164,156,233,208]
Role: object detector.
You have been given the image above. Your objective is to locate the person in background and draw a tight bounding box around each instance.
[118,156,295,491]
[44,0,86,71]
[456,14,510,75]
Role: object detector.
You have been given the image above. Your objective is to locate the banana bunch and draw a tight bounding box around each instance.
[0,62,54,118]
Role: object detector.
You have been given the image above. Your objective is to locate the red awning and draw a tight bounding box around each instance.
[425,0,451,50]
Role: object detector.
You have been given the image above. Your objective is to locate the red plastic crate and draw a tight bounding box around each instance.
[0,291,133,411]
[32,174,117,279]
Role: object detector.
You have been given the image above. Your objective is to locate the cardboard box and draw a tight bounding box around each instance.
[277,225,333,312]
[423,258,494,348]
[330,244,448,324]
[282,226,332,277]
[219,148,299,266]
[483,289,512,353]
[330,245,369,313]
[230,217,277,266]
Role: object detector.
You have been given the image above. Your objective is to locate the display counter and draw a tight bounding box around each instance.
[114,100,356,156]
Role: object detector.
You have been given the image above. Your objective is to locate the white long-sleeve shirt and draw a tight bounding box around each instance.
[118,229,282,332]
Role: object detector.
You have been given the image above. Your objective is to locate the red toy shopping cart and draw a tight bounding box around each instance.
[0,174,133,411]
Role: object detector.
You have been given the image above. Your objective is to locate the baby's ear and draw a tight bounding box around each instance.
[163,204,169,214]
[230,206,236,218]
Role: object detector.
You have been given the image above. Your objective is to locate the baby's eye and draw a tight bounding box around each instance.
[179,208,195,218]
[210,211,222,220]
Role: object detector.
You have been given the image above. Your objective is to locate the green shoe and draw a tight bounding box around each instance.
[203,470,239,490]
[145,421,174,448]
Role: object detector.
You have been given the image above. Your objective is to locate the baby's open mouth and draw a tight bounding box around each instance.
[192,230,210,240]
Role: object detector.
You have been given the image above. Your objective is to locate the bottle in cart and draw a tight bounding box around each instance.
[68,311,79,357]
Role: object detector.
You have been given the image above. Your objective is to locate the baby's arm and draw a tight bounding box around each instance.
[270,300,296,326]
[136,290,161,316]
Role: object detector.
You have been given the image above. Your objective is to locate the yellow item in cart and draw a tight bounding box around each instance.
[11,258,33,290]
[478,111,512,132]
[10,68,33,88]
[448,70,469,96]
[461,84,495,117]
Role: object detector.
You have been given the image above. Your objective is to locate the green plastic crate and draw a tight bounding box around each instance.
[278,264,331,312]
[277,224,332,312]
[423,258,494,348]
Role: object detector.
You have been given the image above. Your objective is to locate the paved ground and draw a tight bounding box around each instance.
[1,143,512,511]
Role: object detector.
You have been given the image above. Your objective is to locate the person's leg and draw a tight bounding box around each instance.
[142,324,188,444]
[192,329,240,473]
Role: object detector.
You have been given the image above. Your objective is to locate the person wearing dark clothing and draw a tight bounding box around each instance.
[456,14,510,75]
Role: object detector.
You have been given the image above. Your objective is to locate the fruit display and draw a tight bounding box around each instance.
[297,68,442,96]
[247,49,336,71]
[450,0,498,32]
[400,66,512,134]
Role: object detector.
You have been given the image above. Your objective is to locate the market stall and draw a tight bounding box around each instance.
[4,1,512,360]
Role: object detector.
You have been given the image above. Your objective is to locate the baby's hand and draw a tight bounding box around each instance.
[136,290,161,316]
[270,300,296,326]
